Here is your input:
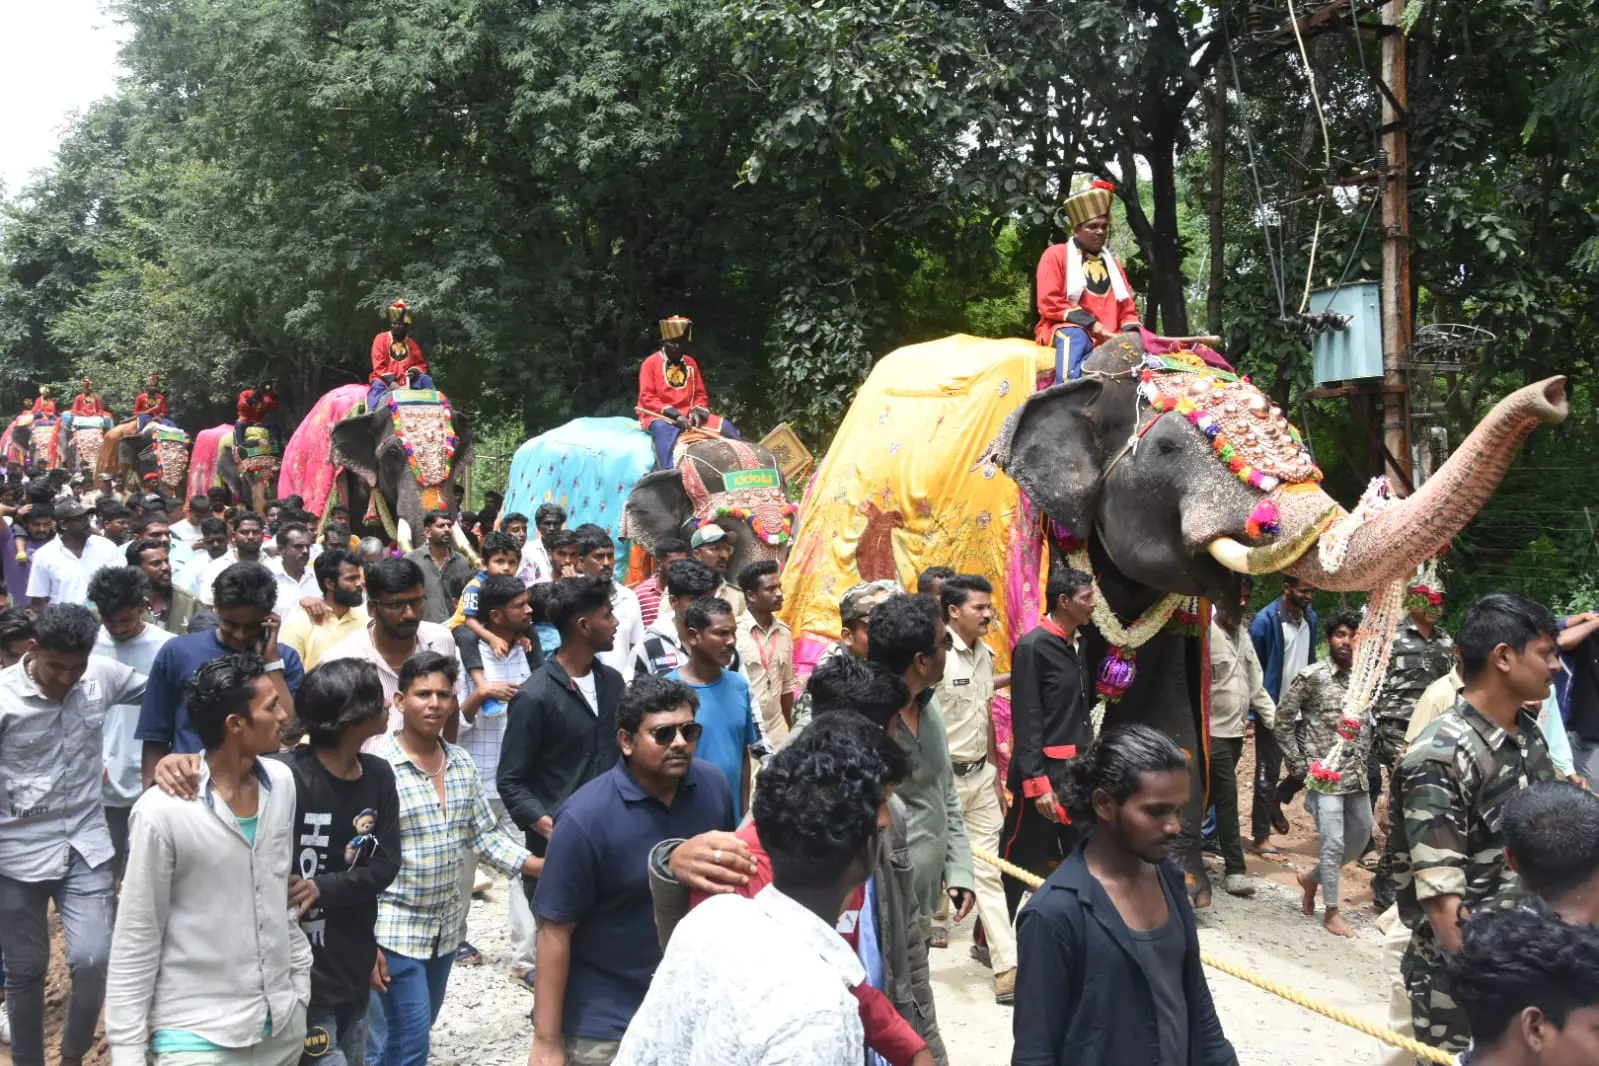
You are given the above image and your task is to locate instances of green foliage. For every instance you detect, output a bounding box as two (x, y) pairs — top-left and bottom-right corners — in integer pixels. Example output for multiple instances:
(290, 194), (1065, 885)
(6, 0), (1599, 611)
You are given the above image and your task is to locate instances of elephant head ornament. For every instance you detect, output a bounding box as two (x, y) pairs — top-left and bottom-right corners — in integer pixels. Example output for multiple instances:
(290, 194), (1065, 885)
(623, 439), (794, 576)
(991, 333), (1569, 603)
(330, 390), (473, 549)
(118, 423), (191, 496)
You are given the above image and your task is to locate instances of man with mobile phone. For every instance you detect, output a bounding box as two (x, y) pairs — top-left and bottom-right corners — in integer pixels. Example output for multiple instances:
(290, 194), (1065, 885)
(136, 562), (304, 782)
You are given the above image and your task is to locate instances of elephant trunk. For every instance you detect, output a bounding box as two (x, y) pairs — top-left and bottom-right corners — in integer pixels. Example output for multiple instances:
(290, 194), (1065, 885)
(1208, 377), (1568, 591)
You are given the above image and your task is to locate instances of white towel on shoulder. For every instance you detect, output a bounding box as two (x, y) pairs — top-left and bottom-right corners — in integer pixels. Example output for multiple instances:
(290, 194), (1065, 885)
(1065, 240), (1131, 304)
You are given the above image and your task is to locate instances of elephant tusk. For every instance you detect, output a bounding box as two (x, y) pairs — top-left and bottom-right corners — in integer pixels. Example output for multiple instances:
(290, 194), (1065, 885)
(1206, 537), (1268, 575)
(1206, 506), (1342, 576)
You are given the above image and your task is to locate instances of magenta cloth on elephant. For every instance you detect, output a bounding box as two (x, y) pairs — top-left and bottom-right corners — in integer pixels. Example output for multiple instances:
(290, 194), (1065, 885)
(280, 385), (368, 519)
(186, 425), (232, 501)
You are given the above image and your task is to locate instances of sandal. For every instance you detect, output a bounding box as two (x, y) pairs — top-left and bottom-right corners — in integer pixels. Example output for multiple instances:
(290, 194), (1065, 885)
(454, 941), (483, 966)
(1247, 843), (1289, 865)
(1359, 852), (1381, 872)
(928, 927), (949, 950)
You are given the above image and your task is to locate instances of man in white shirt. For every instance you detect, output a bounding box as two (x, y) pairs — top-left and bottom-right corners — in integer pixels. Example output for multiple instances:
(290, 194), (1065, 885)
(454, 573), (539, 978)
(0, 605), (147, 1066)
(1208, 582), (1274, 897)
(322, 557), (463, 737)
(196, 511), (268, 607)
(576, 528), (645, 674)
(167, 495), (211, 549)
(615, 713), (901, 1066)
(264, 522), (321, 618)
(173, 517), (230, 600)
(106, 653), (310, 1066)
(24, 499), (125, 608)
(88, 566), (176, 878)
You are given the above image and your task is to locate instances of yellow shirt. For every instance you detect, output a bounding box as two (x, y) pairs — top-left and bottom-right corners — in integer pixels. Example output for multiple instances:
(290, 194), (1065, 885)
(935, 631), (995, 764)
(1405, 668), (1463, 742)
(279, 605), (370, 671)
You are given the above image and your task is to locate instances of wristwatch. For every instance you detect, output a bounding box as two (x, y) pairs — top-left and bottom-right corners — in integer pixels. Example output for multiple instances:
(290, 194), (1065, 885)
(263, 660), (285, 674)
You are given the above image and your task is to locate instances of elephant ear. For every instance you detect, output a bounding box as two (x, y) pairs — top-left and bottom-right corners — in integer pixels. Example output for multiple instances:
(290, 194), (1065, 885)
(449, 409), (474, 480)
(622, 469), (693, 552)
(987, 377), (1108, 540)
(330, 408), (392, 485)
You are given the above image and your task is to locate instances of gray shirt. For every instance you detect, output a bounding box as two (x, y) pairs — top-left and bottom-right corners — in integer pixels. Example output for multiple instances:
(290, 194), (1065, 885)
(1280, 614), (1313, 694)
(0, 655), (146, 881)
(106, 756), (311, 1066)
(1127, 883), (1190, 1066)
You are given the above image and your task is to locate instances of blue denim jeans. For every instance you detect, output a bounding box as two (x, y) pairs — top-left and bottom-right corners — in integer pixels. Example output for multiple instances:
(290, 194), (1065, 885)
(364, 952), (453, 1066)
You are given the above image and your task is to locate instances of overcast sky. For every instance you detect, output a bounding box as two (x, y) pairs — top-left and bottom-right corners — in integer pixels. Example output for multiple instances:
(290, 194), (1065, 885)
(0, 0), (127, 196)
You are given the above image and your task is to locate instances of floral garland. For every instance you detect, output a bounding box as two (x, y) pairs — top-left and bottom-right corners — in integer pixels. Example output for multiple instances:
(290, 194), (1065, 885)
(689, 500), (799, 546)
(1318, 475), (1395, 573)
(1068, 546), (1198, 708)
(386, 391), (458, 488)
(1306, 576), (1408, 793)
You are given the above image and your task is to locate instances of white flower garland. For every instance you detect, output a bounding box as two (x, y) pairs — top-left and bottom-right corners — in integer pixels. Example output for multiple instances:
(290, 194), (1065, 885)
(1307, 576), (1407, 792)
(1067, 547), (1190, 649)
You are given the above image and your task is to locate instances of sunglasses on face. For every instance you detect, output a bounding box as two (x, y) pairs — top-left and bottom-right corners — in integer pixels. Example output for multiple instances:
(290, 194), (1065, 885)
(646, 721), (703, 746)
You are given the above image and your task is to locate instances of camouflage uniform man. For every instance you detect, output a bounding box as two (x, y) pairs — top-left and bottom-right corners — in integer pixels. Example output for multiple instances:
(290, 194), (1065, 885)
(1390, 592), (1560, 1059)
(1369, 583), (1454, 910)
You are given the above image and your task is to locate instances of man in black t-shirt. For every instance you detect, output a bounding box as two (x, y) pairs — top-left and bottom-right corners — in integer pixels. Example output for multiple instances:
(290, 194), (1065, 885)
(278, 659), (401, 1066)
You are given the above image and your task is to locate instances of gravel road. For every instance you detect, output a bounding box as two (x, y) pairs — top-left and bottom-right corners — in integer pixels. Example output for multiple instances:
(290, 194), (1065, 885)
(432, 858), (1398, 1066)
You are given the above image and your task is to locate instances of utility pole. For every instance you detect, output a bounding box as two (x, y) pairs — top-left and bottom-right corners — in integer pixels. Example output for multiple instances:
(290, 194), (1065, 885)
(1379, 0), (1414, 490)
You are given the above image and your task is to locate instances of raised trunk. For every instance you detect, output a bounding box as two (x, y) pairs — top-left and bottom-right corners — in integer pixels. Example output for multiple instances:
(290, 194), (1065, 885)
(1287, 377), (1568, 589)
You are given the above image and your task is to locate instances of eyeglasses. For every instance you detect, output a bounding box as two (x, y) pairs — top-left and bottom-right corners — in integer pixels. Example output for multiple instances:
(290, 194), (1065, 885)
(371, 596), (425, 613)
(647, 721), (703, 746)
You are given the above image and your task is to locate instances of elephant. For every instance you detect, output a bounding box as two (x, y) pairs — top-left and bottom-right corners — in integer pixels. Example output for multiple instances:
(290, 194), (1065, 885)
(218, 427), (283, 514)
(9, 416), (62, 469)
(62, 418), (112, 478)
(330, 392), (473, 551)
(114, 421), (191, 496)
(622, 438), (794, 578)
(989, 331), (1568, 896)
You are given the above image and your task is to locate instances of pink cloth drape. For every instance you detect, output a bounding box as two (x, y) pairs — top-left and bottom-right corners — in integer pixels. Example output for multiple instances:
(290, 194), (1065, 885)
(280, 385), (368, 519)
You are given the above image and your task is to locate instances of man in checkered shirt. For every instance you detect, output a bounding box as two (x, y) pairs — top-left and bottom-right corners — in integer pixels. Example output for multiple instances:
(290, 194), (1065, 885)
(368, 651), (542, 1066)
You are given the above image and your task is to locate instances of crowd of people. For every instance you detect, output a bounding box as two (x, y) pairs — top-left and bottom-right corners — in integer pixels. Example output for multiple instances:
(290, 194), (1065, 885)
(1, 466), (1599, 1066)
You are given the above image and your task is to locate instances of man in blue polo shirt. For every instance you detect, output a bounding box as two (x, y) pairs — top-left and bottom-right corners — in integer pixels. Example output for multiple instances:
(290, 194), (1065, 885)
(530, 674), (734, 1066)
(135, 561), (304, 783)
(666, 596), (771, 820)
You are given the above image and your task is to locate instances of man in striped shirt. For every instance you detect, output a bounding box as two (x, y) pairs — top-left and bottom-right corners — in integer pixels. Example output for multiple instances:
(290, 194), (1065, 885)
(368, 652), (541, 1066)
(454, 575), (539, 981)
(629, 538), (689, 630)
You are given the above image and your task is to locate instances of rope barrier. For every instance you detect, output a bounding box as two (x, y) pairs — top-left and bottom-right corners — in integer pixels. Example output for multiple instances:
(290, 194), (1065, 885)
(970, 848), (1455, 1066)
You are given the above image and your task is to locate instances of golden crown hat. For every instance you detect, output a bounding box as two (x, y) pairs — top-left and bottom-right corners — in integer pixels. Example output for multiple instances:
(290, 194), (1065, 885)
(386, 299), (413, 325)
(1064, 179), (1117, 229)
(659, 315), (693, 342)
(38, 385), (52, 397)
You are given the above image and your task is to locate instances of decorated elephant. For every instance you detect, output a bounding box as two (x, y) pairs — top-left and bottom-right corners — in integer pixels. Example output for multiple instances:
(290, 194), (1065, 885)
(623, 437), (795, 576)
(114, 421), (191, 496)
(62, 416), (113, 477)
(184, 424), (280, 513)
(330, 387), (473, 550)
(8, 415), (63, 469)
(988, 331), (1568, 897)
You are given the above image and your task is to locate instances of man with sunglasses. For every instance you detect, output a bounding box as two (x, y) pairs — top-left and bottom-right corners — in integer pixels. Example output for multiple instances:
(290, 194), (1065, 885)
(323, 557), (463, 742)
(531, 674), (735, 1066)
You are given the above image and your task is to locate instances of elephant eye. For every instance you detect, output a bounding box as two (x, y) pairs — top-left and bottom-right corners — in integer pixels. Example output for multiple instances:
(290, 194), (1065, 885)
(1155, 435), (1181, 456)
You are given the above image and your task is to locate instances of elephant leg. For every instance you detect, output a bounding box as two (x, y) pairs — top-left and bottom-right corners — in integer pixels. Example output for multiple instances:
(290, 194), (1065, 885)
(1103, 635), (1209, 899)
